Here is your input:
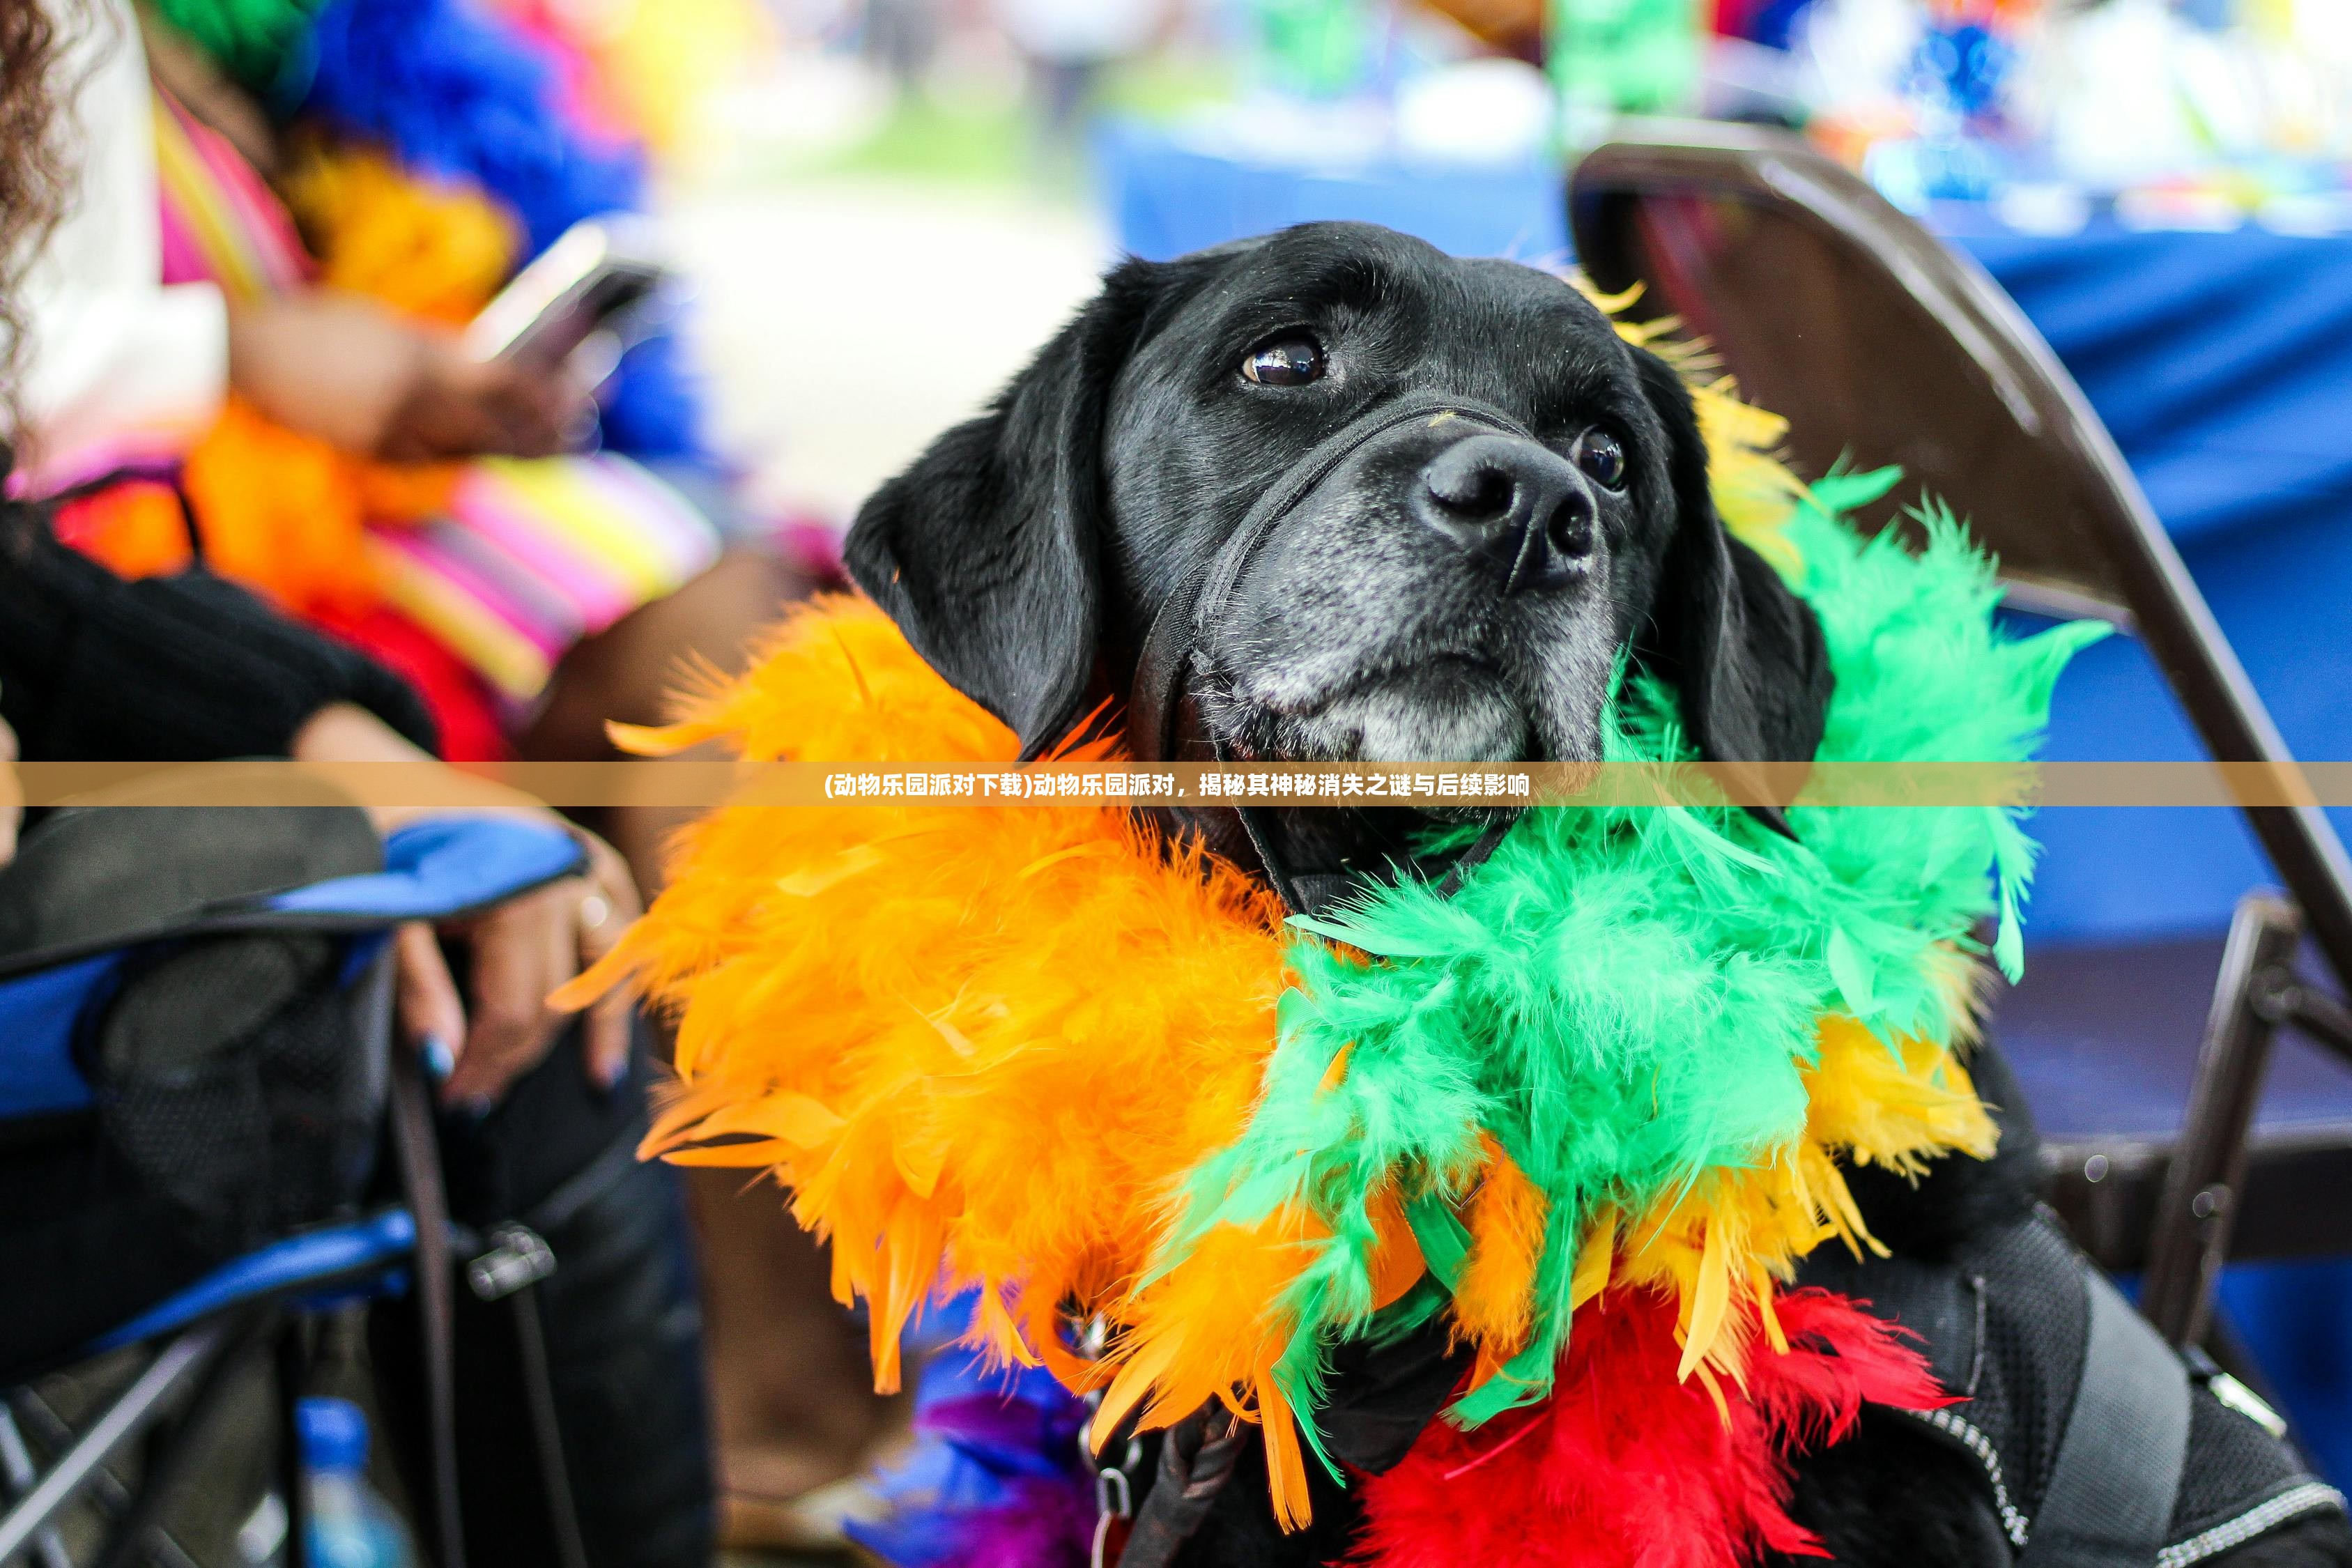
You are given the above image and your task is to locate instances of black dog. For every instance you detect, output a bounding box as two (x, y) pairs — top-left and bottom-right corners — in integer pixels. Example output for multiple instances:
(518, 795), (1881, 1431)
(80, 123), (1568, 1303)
(851, 221), (1824, 896)
(840, 222), (2351, 1567)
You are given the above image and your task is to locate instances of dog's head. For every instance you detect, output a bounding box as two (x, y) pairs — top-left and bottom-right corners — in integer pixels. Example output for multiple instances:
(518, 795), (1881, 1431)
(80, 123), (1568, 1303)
(846, 222), (1829, 827)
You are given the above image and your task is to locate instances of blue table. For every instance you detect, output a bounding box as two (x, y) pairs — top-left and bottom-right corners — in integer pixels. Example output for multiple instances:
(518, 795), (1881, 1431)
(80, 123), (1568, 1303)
(1095, 119), (2352, 1477)
(1094, 120), (2352, 947)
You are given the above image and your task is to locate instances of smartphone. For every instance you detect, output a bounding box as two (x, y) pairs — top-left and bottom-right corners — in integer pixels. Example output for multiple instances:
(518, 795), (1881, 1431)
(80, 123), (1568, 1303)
(462, 216), (675, 374)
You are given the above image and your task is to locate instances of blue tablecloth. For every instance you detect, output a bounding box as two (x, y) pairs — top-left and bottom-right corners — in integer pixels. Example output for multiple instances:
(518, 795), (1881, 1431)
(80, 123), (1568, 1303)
(1096, 121), (2352, 1478)
(1095, 121), (2352, 946)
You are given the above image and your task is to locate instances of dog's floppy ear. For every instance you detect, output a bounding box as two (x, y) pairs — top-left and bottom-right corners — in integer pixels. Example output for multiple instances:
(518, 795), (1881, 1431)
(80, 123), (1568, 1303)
(845, 259), (1189, 760)
(1631, 346), (1834, 836)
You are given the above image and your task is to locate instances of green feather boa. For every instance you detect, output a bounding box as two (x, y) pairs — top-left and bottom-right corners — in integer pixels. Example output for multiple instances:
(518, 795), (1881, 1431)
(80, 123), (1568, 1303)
(1160, 474), (2110, 1461)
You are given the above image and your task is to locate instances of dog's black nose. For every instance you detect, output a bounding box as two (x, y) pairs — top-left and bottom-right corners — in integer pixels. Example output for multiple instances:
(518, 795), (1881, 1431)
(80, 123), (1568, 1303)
(1412, 434), (1594, 592)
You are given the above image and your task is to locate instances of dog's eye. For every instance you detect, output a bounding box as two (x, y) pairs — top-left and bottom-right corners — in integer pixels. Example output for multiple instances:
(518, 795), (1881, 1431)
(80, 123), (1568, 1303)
(1577, 430), (1627, 490)
(1241, 337), (1325, 387)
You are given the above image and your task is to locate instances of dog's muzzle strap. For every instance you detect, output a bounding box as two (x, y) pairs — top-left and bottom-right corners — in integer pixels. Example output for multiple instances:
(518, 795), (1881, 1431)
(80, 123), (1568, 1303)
(1125, 390), (1535, 767)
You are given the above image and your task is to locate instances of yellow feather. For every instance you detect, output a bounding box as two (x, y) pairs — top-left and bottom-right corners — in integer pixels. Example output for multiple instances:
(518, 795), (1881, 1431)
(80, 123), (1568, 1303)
(1677, 1217), (1732, 1383)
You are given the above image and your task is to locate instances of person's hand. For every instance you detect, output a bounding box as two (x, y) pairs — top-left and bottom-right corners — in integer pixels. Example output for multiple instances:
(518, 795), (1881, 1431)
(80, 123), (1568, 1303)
(289, 702), (641, 1109)
(226, 291), (590, 463)
(392, 829), (640, 1111)
(379, 339), (592, 463)
(0, 711), (20, 869)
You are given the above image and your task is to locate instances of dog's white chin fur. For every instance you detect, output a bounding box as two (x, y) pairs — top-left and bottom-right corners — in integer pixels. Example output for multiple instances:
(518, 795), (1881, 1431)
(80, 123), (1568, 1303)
(1291, 663), (1531, 764)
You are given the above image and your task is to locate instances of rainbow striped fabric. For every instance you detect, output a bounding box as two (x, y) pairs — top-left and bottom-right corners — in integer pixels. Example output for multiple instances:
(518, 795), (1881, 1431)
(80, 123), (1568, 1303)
(153, 93), (309, 303)
(368, 454), (719, 702)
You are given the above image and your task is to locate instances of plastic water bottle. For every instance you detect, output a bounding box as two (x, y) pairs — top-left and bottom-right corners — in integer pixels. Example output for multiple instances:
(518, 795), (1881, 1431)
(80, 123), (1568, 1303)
(296, 1398), (415, 1568)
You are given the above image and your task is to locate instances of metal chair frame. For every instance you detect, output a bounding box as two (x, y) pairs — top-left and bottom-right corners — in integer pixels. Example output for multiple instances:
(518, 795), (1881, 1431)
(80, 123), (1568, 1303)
(0, 951), (446, 1568)
(1568, 120), (2352, 1351)
(0, 817), (594, 1568)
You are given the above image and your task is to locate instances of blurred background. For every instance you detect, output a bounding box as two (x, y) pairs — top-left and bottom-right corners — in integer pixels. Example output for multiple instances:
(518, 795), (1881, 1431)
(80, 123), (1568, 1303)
(663, 0), (2352, 516)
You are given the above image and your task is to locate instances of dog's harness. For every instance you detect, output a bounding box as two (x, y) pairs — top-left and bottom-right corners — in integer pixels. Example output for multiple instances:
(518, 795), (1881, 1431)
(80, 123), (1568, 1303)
(1125, 388), (1534, 917)
(1801, 1207), (2345, 1568)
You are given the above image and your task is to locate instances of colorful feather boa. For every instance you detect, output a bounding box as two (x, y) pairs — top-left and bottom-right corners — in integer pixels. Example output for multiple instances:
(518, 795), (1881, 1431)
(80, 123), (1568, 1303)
(296, 0), (643, 256)
(573, 385), (2105, 1551)
(1146, 475), (2103, 1468)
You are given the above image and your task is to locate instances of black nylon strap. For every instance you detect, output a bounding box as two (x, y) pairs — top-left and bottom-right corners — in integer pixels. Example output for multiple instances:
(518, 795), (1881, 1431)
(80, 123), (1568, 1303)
(388, 1045), (467, 1568)
(2019, 1270), (2191, 1568)
(1803, 1206), (2205, 1565)
(1127, 391), (1535, 766)
(1229, 804), (1310, 916)
(1116, 1413), (1247, 1568)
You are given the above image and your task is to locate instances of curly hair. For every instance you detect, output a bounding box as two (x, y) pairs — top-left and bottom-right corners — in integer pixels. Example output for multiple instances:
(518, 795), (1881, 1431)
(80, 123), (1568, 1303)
(0, 0), (84, 468)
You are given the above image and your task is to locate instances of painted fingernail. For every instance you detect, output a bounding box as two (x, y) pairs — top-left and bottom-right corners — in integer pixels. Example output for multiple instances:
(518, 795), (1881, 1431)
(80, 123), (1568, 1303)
(461, 1095), (498, 1121)
(422, 1034), (456, 1081)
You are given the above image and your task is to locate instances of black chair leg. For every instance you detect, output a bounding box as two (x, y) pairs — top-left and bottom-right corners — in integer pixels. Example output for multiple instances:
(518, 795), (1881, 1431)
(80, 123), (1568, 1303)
(2144, 892), (2302, 1346)
(509, 1282), (592, 1568)
(277, 1316), (312, 1568)
(464, 1221), (590, 1568)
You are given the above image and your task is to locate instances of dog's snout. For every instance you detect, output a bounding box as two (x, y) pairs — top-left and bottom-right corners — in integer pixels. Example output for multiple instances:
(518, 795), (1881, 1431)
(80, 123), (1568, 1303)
(1411, 434), (1594, 592)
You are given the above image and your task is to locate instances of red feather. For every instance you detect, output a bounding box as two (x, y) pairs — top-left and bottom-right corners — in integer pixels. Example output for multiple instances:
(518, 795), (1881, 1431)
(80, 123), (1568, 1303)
(1353, 1288), (1949, 1568)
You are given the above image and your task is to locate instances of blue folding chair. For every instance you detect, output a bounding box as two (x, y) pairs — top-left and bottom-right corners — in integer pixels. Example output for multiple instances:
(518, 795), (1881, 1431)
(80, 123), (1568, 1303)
(0, 815), (587, 1568)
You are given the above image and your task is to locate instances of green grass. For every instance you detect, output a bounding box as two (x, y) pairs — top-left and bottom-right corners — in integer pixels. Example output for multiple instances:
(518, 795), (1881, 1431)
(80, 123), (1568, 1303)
(824, 86), (1035, 185)
(735, 53), (1236, 199)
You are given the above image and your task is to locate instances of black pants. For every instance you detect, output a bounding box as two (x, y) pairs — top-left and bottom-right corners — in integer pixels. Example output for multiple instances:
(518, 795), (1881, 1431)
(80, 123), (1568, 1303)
(369, 1017), (714, 1568)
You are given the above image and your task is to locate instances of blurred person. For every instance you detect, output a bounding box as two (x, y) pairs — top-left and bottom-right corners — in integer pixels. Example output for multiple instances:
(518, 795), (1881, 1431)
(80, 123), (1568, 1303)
(0, 8), (712, 1555)
(78, 5), (898, 1548)
(0, 504), (721, 1565)
(992, 0), (1168, 137)
(865, 0), (946, 90)
(142, 2), (914, 1545)
(17, 0), (799, 891)
(0, 512), (644, 1134)
(26, 2), (917, 1548)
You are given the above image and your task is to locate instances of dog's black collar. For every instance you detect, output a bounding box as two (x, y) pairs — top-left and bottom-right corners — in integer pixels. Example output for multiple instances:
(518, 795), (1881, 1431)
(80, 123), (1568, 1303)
(1125, 390), (1534, 915)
